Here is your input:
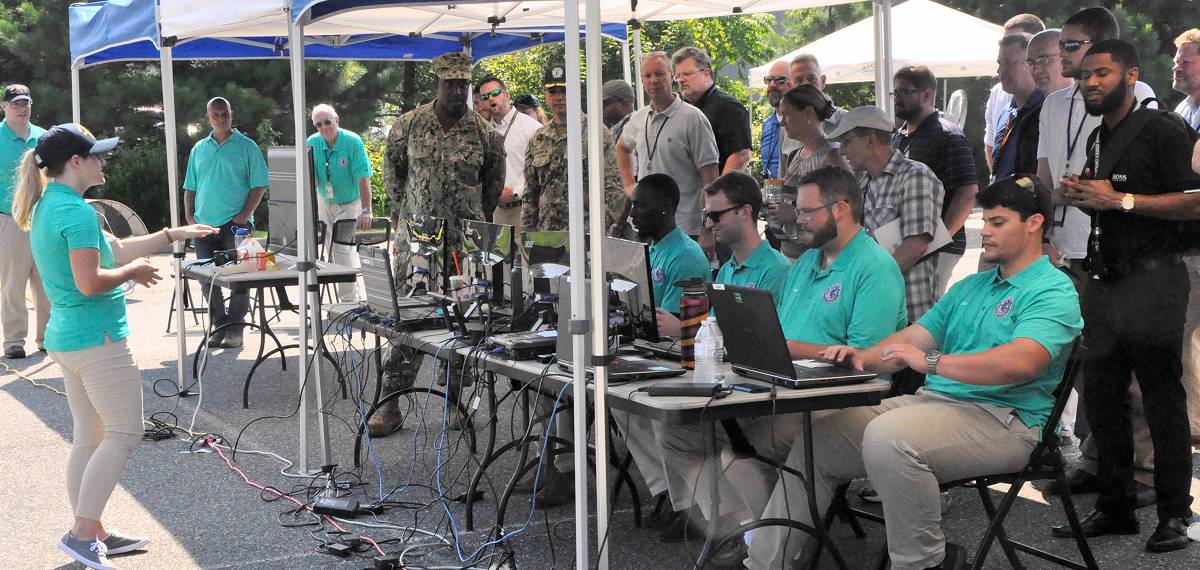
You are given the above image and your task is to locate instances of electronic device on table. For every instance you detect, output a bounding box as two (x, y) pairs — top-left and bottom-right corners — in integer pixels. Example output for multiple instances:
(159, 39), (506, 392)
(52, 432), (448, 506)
(359, 245), (450, 331)
(707, 283), (876, 389)
(488, 329), (559, 361)
(513, 230), (570, 330)
(406, 214), (449, 296)
(556, 276), (684, 381)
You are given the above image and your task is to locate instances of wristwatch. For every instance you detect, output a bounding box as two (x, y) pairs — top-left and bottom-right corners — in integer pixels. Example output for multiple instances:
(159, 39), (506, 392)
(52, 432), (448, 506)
(1120, 193), (1135, 212)
(925, 350), (942, 376)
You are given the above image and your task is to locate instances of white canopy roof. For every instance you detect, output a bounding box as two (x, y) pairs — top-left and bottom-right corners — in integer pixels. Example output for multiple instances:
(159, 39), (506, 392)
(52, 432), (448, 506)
(749, 0), (1002, 85)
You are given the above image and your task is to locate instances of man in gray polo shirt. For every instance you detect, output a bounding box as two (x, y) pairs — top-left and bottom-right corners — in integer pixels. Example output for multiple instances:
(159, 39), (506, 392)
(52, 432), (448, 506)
(617, 51), (720, 239)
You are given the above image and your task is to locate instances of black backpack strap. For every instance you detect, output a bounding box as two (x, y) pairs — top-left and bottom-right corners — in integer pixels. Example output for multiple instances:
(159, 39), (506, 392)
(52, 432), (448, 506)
(1092, 108), (1170, 180)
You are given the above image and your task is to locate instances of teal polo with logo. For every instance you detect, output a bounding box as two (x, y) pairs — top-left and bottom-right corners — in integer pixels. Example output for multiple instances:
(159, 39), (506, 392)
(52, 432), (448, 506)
(714, 239), (791, 301)
(307, 128), (373, 205)
(183, 129), (269, 226)
(649, 226), (710, 314)
(30, 182), (129, 352)
(0, 120), (45, 213)
(777, 228), (907, 348)
(916, 256), (1082, 432)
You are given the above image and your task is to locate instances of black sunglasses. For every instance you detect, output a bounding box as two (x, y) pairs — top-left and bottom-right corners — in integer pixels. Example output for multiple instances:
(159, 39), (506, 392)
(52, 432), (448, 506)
(763, 75), (789, 86)
(313, 118), (334, 127)
(1059, 39), (1094, 53)
(703, 203), (745, 224)
(479, 87), (504, 101)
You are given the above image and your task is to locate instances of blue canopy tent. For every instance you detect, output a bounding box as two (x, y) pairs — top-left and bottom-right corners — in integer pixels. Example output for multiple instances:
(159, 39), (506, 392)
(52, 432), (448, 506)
(67, 0), (627, 476)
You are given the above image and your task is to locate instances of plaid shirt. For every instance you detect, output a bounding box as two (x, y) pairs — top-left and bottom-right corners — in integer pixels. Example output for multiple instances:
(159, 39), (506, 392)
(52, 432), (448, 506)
(858, 150), (944, 321)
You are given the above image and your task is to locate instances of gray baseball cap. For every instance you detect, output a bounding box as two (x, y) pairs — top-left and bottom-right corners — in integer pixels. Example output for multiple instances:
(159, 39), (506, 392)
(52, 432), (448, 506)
(825, 105), (895, 140)
(602, 80), (635, 103)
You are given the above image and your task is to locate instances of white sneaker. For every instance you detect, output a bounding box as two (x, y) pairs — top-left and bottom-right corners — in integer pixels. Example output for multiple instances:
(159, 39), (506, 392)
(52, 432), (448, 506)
(58, 532), (116, 570)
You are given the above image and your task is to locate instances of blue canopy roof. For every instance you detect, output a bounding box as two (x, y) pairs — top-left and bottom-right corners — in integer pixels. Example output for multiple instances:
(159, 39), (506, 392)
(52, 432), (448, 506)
(70, 0), (626, 68)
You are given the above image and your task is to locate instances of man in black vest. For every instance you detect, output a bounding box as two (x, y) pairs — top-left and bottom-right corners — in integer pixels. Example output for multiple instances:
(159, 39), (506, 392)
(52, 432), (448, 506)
(1053, 39), (1200, 552)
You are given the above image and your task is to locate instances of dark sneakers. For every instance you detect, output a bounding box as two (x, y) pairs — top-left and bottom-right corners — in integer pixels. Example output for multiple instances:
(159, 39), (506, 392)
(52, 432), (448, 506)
(924, 542), (967, 570)
(3, 346), (26, 359)
(1052, 509), (1139, 538)
(1146, 517), (1192, 553)
(1044, 469), (1101, 495)
(220, 327), (243, 348)
(205, 329), (225, 348)
(102, 529), (149, 555)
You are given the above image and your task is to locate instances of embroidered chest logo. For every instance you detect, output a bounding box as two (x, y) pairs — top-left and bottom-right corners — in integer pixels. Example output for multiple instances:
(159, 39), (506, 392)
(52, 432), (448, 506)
(823, 283), (841, 303)
(994, 296), (1014, 318)
(339, 157), (349, 167)
(651, 266), (665, 284)
(743, 281), (756, 289)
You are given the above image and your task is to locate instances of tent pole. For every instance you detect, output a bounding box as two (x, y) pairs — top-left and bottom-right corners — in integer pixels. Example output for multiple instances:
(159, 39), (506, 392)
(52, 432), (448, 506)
(621, 38), (631, 83)
(585, 0), (610, 567)
(564, 1), (591, 569)
(159, 44), (186, 392)
(290, 14), (333, 475)
(632, 23), (644, 109)
(71, 64), (82, 125)
(874, 0), (895, 118)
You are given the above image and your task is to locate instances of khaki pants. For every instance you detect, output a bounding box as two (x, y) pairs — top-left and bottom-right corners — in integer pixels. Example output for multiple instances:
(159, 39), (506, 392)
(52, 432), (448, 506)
(610, 410), (670, 497)
(491, 202), (522, 237)
(1183, 256), (1200, 436)
(746, 391), (1038, 570)
(656, 412), (809, 524)
(51, 337), (143, 521)
(934, 252), (962, 297)
(0, 213), (49, 351)
(317, 198), (363, 303)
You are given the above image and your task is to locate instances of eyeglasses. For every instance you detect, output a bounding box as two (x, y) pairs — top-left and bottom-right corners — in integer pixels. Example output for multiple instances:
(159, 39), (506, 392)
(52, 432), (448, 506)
(702, 204), (745, 224)
(1059, 39), (1094, 53)
(479, 87), (504, 101)
(1026, 53), (1061, 68)
(889, 88), (919, 98)
(676, 69), (705, 80)
(763, 75), (789, 86)
(313, 118), (334, 127)
(796, 202), (837, 219)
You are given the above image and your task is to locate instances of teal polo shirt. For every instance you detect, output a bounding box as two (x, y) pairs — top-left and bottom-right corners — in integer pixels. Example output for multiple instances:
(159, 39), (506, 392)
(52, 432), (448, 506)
(916, 256), (1083, 432)
(649, 227), (710, 314)
(307, 128), (373, 205)
(713, 239), (791, 301)
(30, 182), (129, 352)
(777, 229), (907, 348)
(0, 120), (45, 213)
(183, 129), (269, 226)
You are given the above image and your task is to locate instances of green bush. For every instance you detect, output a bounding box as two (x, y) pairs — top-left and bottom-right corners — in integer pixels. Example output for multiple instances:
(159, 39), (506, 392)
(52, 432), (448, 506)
(365, 138), (388, 217)
(93, 140), (172, 230)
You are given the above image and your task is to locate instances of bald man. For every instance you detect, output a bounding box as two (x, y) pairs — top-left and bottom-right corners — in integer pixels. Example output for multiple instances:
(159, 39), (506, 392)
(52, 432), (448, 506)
(760, 60), (798, 179)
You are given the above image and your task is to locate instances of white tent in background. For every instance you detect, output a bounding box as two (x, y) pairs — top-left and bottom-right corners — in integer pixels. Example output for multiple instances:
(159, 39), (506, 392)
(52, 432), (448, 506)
(750, 0), (1002, 85)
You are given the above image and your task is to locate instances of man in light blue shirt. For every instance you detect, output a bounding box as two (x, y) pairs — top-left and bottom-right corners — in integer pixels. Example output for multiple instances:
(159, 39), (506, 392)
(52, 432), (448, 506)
(183, 97), (269, 348)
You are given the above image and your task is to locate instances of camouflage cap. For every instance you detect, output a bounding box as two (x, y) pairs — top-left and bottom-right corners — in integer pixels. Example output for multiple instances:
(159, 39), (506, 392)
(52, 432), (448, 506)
(433, 52), (473, 80)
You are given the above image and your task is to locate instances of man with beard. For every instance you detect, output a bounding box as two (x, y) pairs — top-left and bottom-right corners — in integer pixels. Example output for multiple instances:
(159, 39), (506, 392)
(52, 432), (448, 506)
(370, 52), (505, 436)
(759, 60), (798, 179)
(751, 175), (1081, 570)
(892, 65), (979, 296)
(1051, 39), (1200, 552)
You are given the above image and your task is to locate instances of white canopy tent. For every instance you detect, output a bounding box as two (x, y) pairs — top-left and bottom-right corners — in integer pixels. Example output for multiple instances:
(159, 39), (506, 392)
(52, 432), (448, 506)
(150, 2), (902, 568)
(749, 0), (1003, 86)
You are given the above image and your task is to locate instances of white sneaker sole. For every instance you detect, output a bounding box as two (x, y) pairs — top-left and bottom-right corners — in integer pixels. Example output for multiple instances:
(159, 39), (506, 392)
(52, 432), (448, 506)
(106, 537), (150, 555)
(57, 538), (116, 570)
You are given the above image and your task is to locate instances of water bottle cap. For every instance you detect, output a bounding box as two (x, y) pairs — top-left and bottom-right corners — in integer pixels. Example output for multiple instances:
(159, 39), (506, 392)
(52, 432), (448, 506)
(234, 227), (250, 235)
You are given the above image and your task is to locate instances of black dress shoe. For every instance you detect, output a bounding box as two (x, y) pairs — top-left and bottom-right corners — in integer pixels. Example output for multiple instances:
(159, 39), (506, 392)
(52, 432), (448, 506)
(923, 542), (967, 570)
(1051, 509), (1139, 538)
(1146, 517), (1191, 553)
(657, 505), (706, 543)
(1134, 481), (1156, 510)
(1044, 469), (1101, 496)
(646, 493), (678, 529)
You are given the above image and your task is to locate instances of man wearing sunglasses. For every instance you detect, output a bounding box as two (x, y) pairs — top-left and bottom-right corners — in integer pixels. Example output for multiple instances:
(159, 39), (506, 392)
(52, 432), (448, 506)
(478, 76), (540, 236)
(307, 103), (373, 303)
(1035, 7), (1159, 506)
(759, 60), (797, 179)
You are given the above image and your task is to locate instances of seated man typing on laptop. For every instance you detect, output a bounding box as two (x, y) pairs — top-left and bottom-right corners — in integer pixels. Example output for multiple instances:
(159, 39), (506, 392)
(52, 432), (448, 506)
(655, 171), (791, 337)
(653, 166), (908, 558)
(746, 175), (1083, 570)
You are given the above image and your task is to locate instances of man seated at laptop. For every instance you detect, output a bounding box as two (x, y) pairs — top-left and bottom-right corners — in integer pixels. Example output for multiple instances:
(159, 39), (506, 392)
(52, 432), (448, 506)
(653, 166), (908, 558)
(745, 175), (1083, 570)
(655, 171), (791, 337)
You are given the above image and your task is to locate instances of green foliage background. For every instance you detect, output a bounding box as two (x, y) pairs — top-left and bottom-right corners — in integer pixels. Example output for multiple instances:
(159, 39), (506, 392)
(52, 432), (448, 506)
(1, 0), (1195, 227)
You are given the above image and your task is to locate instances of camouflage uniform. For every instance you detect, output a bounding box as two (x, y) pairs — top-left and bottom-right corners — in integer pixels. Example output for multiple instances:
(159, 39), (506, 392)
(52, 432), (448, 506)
(381, 100), (505, 393)
(521, 113), (625, 232)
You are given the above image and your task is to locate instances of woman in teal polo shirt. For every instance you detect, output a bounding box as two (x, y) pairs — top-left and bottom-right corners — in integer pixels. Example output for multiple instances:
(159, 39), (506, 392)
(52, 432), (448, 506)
(12, 124), (215, 570)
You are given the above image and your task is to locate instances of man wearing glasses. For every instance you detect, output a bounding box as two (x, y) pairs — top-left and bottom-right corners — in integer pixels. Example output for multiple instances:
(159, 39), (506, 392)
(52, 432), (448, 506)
(1034, 7), (1158, 506)
(673, 47), (752, 176)
(477, 76), (540, 234)
(891, 65), (979, 297)
(832, 106), (944, 323)
(0, 84), (48, 360)
(759, 60), (798, 179)
(307, 104), (373, 303)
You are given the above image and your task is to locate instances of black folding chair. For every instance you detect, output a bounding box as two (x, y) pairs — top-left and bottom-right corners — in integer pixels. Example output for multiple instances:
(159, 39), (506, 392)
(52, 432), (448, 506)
(839, 338), (1097, 570)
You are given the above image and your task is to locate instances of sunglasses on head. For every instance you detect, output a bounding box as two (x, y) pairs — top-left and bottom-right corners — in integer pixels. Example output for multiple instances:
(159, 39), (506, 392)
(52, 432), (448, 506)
(313, 118), (334, 127)
(763, 76), (789, 86)
(1059, 39), (1094, 53)
(479, 87), (504, 101)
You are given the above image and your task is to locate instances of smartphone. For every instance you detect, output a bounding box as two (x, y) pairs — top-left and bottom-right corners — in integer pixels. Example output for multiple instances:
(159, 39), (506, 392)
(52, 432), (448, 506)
(729, 382), (770, 394)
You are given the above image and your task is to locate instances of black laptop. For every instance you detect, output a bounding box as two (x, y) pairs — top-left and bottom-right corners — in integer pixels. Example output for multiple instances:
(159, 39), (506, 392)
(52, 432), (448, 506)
(555, 277), (685, 381)
(707, 283), (876, 389)
(359, 246), (445, 329)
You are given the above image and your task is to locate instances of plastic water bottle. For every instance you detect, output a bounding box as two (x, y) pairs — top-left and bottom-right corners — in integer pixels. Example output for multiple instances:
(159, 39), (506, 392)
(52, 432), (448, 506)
(233, 226), (250, 249)
(693, 319), (721, 384)
(709, 317), (724, 362)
